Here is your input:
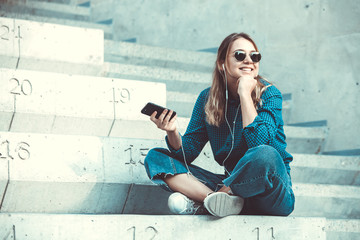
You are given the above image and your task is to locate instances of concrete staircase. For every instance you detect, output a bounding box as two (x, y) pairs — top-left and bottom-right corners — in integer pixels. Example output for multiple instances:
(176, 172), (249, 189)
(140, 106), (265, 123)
(0, 2), (359, 239)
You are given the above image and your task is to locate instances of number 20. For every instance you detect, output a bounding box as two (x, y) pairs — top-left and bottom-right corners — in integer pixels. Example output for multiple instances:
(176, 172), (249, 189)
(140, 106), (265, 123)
(9, 78), (33, 96)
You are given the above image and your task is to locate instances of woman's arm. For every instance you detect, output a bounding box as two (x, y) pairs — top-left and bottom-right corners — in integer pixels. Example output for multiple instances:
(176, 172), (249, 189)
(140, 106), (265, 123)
(166, 128), (182, 150)
(238, 75), (258, 128)
(238, 77), (283, 148)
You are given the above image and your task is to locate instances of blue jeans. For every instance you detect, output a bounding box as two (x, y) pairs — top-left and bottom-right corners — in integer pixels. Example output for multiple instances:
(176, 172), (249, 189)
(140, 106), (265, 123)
(144, 145), (295, 216)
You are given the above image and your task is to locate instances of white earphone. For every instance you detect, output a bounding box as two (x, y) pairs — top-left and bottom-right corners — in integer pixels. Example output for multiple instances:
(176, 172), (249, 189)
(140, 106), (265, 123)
(222, 63), (229, 100)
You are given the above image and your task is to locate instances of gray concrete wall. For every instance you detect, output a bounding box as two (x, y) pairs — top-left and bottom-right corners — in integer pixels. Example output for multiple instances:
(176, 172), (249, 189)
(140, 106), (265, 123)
(111, 0), (360, 152)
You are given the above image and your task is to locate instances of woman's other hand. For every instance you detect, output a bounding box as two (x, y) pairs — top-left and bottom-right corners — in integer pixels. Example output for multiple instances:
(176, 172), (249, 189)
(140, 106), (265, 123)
(150, 109), (177, 133)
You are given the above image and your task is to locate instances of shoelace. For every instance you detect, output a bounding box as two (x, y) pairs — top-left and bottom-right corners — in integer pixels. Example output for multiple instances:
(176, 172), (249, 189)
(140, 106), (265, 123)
(181, 199), (204, 215)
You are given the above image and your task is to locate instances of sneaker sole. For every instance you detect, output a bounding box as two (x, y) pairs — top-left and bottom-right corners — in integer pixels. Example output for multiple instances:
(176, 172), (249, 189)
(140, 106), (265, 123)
(204, 192), (244, 217)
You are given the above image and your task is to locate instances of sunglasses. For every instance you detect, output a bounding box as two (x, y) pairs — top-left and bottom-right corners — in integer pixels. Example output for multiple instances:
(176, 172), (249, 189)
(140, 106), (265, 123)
(234, 50), (261, 63)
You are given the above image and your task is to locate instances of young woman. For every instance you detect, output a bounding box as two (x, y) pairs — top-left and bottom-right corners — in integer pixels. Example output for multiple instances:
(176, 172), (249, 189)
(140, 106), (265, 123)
(144, 33), (295, 217)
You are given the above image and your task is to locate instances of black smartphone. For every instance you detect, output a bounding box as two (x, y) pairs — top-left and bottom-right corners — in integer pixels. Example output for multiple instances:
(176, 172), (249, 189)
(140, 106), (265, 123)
(141, 102), (176, 120)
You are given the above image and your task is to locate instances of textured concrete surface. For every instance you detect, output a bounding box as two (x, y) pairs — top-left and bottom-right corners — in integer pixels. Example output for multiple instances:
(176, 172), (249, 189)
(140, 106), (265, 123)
(291, 183), (360, 219)
(0, 68), (166, 136)
(326, 219), (360, 240)
(0, 132), (166, 213)
(0, 132), (127, 213)
(0, 17), (104, 75)
(0, 0), (90, 21)
(102, 62), (212, 92)
(90, 0), (114, 22)
(0, 11), (112, 40)
(291, 154), (360, 185)
(0, 214), (326, 240)
(104, 39), (216, 72)
(0, 159), (8, 206)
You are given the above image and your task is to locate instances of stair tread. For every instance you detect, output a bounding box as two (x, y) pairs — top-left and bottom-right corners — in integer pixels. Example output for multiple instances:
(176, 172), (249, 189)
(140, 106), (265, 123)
(0, 213), (327, 239)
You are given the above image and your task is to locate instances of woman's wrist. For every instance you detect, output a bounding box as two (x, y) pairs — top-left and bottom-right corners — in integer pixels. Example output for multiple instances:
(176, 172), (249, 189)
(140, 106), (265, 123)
(166, 127), (177, 135)
(238, 91), (252, 100)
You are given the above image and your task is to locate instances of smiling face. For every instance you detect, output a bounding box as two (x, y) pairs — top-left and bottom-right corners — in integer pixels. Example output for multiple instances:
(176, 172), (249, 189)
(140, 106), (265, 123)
(225, 37), (260, 81)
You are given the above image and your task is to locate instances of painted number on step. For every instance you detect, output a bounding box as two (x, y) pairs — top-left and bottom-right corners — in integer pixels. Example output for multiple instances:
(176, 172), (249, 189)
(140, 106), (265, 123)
(125, 145), (149, 166)
(119, 88), (130, 103)
(0, 25), (10, 40)
(0, 140), (30, 160)
(252, 227), (275, 240)
(9, 78), (33, 96)
(110, 87), (131, 104)
(127, 226), (158, 240)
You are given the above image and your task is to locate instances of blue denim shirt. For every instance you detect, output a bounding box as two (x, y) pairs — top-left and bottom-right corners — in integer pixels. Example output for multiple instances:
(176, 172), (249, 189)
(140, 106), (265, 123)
(166, 84), (293, 174)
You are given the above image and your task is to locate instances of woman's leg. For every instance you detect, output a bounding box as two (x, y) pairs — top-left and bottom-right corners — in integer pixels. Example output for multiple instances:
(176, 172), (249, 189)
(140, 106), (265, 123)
(144, 148), (223, 202)
(223, 145), (295, 216)
(164, 174), (213, 202)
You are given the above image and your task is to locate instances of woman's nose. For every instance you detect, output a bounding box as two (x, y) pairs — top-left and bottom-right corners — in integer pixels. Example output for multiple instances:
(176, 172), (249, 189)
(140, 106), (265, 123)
(243, 53), (253, 63)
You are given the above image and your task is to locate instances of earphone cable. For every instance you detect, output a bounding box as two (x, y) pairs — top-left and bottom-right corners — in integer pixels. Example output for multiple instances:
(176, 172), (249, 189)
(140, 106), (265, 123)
(175, 119), (193, 177)
(222, 65), (241, 176)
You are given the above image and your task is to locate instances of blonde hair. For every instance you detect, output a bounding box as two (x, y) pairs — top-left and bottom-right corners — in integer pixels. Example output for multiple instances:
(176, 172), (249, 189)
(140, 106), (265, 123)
(205, 33), (271, 127)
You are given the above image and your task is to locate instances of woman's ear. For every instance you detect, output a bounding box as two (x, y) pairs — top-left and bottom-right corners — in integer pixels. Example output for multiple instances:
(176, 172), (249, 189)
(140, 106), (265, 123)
(217, 62), (225, 71)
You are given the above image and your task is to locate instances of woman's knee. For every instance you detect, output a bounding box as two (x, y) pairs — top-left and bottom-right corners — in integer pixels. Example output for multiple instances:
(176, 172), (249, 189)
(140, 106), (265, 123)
(247, 145), (283, 169)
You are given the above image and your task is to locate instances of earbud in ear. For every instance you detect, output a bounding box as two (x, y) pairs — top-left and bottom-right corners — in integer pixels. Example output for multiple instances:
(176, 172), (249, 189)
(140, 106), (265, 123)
(222, 64), (225, 71)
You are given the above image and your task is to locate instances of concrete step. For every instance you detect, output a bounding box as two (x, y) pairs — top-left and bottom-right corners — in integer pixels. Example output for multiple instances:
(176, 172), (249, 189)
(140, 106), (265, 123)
(104, 39), (215, 73)
(89, 0), (117, 24)
(0, 0), (90, 22)
(0, 131), (357, 219)
(291, 154), (360, 185)
(0, 11), (113, 39)
(291, 183), (360, 219)
(27, 0), (89, 7)
(0, 68), (166, 137)
(326, 219), (360, 240)
(0, 213), (327, 240)
(0, 17), (103, 75)
(24, 0), (74, 5)
(102, 62), (211, 95)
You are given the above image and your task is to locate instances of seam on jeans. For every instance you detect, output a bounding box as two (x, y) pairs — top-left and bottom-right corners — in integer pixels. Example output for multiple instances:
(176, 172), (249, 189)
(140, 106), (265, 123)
(237, 173), (267, 185)
(232, 171), (292, 192)
(168, 156), (177, 174)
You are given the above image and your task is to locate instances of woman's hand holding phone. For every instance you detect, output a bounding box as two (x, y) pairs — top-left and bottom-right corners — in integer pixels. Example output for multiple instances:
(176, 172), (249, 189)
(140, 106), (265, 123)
(150, 109), (177, 133)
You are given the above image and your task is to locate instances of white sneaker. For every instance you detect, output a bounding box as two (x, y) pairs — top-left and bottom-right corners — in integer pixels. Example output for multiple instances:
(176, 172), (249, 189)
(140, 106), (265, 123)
(168, 192), (208, 215)
(204, 192), (244, 217)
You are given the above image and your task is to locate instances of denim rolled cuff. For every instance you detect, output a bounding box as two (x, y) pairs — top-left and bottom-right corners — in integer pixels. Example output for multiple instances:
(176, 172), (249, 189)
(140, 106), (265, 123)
(144, 148), (190, 192)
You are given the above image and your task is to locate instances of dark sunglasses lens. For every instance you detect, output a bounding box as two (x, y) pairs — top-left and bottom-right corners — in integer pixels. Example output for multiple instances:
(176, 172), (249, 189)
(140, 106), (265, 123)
(250, 53), (261, 62)
(234, 51), (246, 61)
